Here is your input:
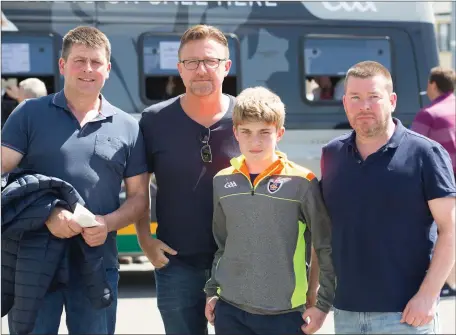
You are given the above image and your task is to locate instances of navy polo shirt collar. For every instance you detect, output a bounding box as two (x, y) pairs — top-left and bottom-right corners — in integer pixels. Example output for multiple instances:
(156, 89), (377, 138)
(386, 118), (406, 148)
(52, 89), (117, 118)
(340, 117), (406, 150)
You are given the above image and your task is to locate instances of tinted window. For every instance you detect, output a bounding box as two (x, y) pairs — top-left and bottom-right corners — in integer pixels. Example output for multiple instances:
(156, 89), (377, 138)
(302, 35), (392, 103)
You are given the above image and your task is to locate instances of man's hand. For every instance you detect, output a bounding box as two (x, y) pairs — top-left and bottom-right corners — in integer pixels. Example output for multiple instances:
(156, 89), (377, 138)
(205, 296), (218, 326)
(81, 215), (108, 247)
(140, 236), (177, 269)
(45, 207), (82, 238)
(301, 307), (327, 334)
(400, 292), (437, 327)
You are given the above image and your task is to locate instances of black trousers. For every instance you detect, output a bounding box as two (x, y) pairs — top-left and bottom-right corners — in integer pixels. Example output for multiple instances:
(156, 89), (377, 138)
(214, 299), (304, 335)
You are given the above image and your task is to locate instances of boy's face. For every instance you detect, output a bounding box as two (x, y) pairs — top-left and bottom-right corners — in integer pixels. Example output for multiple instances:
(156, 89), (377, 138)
(234, 121), (285, 164)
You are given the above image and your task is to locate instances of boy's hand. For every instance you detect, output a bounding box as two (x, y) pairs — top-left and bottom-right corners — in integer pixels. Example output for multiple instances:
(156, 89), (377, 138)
(205, 296), (218, 326)
(301, 307), (327, 334)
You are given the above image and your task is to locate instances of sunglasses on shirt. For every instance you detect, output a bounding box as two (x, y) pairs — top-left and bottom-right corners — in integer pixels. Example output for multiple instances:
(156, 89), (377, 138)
(200, 128), (212, 163)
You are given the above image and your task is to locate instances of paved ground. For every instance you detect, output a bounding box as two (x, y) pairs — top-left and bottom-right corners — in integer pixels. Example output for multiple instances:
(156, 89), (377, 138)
(2, 264), (455, 334)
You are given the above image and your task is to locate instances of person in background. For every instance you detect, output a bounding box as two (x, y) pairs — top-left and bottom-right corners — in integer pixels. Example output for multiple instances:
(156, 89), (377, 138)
(2, 78), (48, 128)
(411, 66), (456, 295)
(308, 76), (344, 101)
(5, 77), (48, 103)
(411, 66), (455, 177)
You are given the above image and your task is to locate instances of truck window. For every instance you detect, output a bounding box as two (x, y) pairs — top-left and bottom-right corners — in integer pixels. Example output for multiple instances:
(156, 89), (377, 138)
(1, 33), (58, 96)
(140, 33), (239, 104)
(1, 33), (58, 126)
(302, 35), (392, 104)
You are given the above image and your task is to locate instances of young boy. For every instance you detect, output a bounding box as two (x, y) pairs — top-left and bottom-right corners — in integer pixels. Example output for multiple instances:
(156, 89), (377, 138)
(204, 87), (335, 335)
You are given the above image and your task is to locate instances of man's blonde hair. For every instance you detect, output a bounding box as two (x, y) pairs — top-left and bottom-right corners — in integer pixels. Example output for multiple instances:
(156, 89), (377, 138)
(233, 87), (285, 129)
(61, 26), (111, 61)
(178, 24), (229, 59)
(345, 60), (393, 92)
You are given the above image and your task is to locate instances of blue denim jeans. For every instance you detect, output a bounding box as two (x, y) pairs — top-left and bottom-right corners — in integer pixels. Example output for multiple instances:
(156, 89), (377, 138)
(334, 308), (439, 334)
(8, 268), (119, 335)
(155, 258), (211, 335)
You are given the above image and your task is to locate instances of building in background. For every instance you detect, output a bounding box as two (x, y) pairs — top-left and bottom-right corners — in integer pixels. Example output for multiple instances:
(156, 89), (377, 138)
(432, 1), (455, 68)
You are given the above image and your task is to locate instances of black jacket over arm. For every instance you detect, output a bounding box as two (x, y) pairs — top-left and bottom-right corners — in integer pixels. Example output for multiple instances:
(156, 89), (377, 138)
(1, 171), (113, 335)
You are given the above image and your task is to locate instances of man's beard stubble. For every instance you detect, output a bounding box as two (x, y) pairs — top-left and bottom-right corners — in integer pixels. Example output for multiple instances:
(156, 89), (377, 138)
(351, 113), (389, 138)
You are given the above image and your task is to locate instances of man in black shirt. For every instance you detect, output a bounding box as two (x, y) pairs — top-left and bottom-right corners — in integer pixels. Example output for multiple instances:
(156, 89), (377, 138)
(137, 24), (240, 335)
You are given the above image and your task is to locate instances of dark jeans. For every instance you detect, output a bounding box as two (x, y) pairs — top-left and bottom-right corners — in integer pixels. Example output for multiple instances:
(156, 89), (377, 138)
(214, 299), (304, 335)
(8, 268), (119, 335)
(155, 258), (211, 335)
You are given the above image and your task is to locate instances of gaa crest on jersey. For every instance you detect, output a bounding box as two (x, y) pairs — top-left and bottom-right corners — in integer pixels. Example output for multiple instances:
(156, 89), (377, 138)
(267, 177), (291, 194)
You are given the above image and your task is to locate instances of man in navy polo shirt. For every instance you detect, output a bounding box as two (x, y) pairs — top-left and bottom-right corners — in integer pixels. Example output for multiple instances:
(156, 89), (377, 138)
(321, 61), (456, 334)
(1, 26), (148, 334)
(137, 25), (240, 334)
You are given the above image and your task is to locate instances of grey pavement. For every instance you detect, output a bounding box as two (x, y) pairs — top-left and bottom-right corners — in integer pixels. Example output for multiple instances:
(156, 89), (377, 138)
(2, 264), (455, 334)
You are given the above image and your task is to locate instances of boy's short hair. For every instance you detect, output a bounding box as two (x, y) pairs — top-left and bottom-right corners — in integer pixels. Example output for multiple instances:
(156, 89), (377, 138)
(233, 86), (285, 129)
(61, 26), (111, 61)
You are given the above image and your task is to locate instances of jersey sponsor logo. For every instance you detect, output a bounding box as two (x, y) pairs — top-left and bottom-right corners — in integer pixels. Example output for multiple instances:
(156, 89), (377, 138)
(267, 177), (291, 194)
(224, 181), (237, 188)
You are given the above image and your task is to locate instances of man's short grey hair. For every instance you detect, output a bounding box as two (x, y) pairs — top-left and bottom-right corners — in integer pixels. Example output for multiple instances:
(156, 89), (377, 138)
(19, 78), (47, 99)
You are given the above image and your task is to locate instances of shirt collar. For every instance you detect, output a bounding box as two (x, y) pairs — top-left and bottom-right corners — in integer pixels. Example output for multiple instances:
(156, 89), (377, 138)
(230, 151), (288, 179)
(386, 117), (406, 148)
(52, 89), (117, 118)
(230, 151), (288, 170)
(429, 92), (454, 107)
(341, 117), (406, 149)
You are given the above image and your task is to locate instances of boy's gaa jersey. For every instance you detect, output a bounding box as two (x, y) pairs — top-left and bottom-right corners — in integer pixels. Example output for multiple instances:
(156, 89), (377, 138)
(205, 152), (335, 315)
